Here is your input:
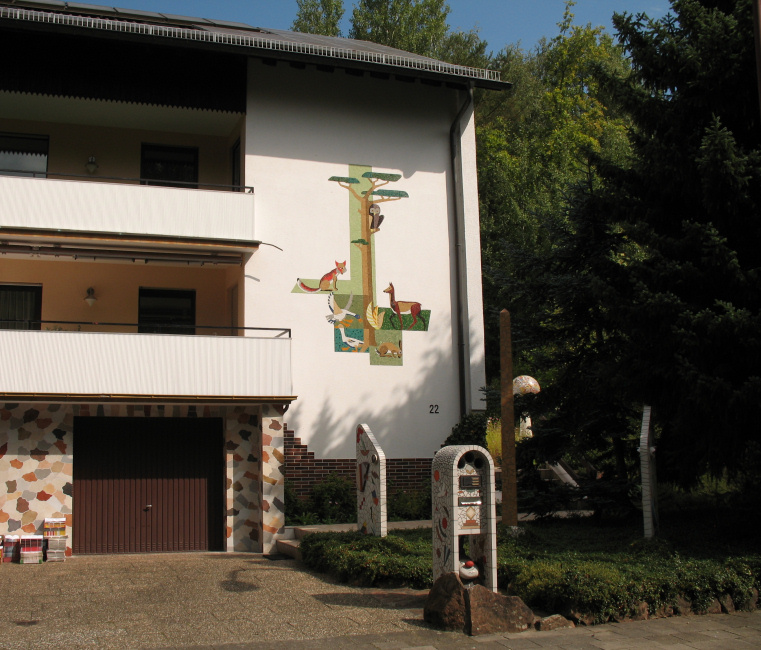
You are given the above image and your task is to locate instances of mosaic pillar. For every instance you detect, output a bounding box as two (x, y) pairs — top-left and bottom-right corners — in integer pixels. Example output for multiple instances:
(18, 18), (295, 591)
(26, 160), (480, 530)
(225, 406), (263, 552)
(432, 445), (498, 592)
(356, 423), (386, 537)
(260, 404), (286, 554)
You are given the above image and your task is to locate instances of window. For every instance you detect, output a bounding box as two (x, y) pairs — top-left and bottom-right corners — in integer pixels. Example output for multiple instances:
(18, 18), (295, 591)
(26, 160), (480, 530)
(138, 288), (196, 335)
(141, 144), (198, 188)
(0, 284), (42, 330)
(0, 133), (48, 177)
(231, 139), (241, 191)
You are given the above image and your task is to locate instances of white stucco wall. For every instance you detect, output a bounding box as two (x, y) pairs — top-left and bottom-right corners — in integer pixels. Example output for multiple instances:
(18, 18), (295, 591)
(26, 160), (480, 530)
(243, 59), (485, 459)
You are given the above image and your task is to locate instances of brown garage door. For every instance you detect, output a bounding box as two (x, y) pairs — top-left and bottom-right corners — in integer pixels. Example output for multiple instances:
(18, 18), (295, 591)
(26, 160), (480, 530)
(73, 417), (225, 554)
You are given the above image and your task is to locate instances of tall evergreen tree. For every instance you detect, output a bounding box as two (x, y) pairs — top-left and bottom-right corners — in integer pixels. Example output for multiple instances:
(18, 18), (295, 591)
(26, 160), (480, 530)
(504, 0), (760, 488)
(606, 0), (761, 485)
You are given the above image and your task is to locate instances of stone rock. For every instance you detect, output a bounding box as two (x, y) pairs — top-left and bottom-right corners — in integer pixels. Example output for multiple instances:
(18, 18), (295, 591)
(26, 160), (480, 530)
(744, 588), (759, 611)
(706, 599), (722, 615)
(562, 608), (597, 626)
(424, 572), (467, 631)
(614, 601), (649, 623)
(424, 573), (536, 636)
(466, 585), (535, 636)
(674, 596), (693, 615)
(535, 614), (575, 631)
(718, 594), (735, 614)
(654, 604), (675, 618)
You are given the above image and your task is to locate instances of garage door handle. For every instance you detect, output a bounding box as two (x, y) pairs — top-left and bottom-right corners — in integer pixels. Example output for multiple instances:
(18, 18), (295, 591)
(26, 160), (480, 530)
(144, 504), (152, 511)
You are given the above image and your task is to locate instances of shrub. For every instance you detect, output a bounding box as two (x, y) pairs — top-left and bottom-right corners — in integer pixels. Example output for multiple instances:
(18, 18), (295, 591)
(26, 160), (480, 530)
(388, 480), (431, 521)
(300, 529), (432, 588)
(298, 512), (761, 622)
(285, 473), (356, 525)
(443, 411), (488, 448)
(307, 473), (356, 524)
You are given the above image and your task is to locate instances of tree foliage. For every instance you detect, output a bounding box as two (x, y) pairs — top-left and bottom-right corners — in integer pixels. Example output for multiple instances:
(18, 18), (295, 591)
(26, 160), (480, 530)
(501, 0), (761, 488)
(349, 0), (450, 57)
(479, 4), (632, 382)
(291, 0), (345, 36)
(602, 0), (761, 485)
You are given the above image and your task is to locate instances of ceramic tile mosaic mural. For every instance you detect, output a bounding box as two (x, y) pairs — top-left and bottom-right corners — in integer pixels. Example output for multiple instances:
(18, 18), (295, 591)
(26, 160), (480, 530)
(0, 402), (285, 555)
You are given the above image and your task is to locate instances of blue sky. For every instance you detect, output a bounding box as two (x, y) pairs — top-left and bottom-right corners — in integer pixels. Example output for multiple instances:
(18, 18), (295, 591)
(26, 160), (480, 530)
(101, 1), (672, 53)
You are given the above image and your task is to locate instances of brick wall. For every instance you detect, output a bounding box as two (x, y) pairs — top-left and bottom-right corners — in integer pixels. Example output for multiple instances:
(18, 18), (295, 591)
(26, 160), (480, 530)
(284, 428), (432, 498)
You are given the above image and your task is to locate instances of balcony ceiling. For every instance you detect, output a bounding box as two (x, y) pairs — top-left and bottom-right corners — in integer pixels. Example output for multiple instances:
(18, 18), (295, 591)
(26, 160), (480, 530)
(0, 90), (241, 137)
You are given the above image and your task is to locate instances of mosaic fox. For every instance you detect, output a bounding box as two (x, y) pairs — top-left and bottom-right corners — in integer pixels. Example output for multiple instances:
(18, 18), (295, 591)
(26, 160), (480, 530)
(297, 261), (346, 292)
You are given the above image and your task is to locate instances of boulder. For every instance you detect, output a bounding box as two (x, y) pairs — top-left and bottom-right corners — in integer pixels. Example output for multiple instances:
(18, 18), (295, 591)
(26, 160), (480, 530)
(535, 614), (575, 631)
(424, 573), (536, 636)
(562, 608), (597, 626)
(613, 601), (649, 623)
(705, 599), (723, 615)
(674, 596), (693, 616)
(423, 572), (467, 631)
(467, 585), (535, 635)
(744, 588), (759, 611)
(718, 594), (735, 614)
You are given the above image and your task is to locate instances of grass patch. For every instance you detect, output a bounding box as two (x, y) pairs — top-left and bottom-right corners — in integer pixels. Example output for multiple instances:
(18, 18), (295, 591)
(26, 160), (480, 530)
(298, 508), (760, 622)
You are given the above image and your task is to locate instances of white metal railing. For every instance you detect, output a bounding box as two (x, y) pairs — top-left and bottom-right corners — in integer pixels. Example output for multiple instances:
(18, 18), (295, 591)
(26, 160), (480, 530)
(0, 175), (255, 242)
(0, 330), (292, 398)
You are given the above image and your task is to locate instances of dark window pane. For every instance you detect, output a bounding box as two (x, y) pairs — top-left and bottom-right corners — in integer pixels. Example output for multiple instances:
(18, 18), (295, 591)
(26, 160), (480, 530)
(0, 285), (42, 330)
(138, 288), (196, 334)
(0, 133), (48, 177)
(141, 144), (198, 188)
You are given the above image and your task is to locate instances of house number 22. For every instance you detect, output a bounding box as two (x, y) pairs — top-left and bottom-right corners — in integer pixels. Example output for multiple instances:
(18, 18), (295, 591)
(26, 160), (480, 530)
(429, 404), (439, 414)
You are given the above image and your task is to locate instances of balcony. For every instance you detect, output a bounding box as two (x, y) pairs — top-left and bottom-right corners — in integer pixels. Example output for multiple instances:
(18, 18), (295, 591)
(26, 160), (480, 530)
(0, 328), (292, 402)
(0, 174), (256, 246)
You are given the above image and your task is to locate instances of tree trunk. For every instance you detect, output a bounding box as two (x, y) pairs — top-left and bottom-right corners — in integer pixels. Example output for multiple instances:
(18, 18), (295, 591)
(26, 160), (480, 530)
(359, 196), (377, 349)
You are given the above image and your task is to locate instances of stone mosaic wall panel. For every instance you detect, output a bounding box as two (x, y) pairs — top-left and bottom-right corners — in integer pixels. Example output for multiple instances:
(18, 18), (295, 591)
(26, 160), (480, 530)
(224, 406), (263, 553)
(0, 402), (283, 555)
(432, 445), (497, 591)
(0, 403), (73, 554)
(356, 423), (386, 537)
(260, 403), (285, 555)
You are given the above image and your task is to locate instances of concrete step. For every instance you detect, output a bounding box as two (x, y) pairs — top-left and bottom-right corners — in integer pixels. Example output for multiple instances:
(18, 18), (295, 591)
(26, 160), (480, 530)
(276, 537), (302, 561)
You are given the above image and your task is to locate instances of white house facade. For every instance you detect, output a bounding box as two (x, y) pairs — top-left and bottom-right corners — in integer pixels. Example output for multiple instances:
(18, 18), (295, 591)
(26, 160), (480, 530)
(0, 0), (507, 555)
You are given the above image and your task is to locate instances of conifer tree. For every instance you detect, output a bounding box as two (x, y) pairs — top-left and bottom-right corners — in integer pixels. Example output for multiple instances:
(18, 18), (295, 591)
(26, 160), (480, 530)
(606, 0), (761, 485)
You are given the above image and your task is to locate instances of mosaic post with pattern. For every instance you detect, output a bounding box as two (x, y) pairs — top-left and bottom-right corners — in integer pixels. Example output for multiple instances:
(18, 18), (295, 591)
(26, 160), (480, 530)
(431, 445), (497, 592)
(356, 423), (386, 537)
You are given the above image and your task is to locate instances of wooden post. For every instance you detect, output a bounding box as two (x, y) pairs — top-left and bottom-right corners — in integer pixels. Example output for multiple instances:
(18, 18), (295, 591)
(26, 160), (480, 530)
(500, 309), (518, 526)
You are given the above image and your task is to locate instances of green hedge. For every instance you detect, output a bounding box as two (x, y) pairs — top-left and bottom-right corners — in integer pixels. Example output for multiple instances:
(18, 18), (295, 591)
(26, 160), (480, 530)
(299, 529), (432, 589)
(298, 516), (761, 622)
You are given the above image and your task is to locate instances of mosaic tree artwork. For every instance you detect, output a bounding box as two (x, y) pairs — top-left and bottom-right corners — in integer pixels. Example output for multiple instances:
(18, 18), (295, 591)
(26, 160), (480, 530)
(356, 423), (386, 537)
(293, 165), (431, 365)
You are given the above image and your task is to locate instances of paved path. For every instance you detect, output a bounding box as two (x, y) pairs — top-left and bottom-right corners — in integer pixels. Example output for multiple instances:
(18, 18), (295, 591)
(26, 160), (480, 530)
(0, 553), (758, 649)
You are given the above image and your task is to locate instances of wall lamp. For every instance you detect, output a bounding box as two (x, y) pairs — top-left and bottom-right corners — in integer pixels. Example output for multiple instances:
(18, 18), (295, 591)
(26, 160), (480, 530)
(85, 156), (99, 174)
(84, 287), (97, 307)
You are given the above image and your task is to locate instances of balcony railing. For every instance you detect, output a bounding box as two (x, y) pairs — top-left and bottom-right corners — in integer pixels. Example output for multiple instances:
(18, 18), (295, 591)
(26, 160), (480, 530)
(0, 325), (292, 399)
(0, 173), (256, 242)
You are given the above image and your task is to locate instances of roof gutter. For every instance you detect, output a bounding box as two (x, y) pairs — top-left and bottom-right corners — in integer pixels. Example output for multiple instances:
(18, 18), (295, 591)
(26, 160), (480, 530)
(450, 81), (475, 419)
(0, 5), (506, 89)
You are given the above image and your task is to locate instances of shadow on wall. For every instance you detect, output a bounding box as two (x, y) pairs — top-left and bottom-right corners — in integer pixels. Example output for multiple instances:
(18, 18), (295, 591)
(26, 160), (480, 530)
(290, 343), (474, 460)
